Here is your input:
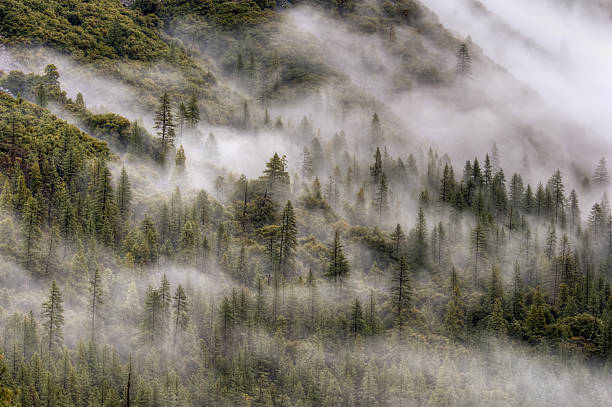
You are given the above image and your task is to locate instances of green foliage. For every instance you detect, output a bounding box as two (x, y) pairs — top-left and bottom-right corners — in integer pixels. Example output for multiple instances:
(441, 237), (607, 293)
(0, 0), (167, 61)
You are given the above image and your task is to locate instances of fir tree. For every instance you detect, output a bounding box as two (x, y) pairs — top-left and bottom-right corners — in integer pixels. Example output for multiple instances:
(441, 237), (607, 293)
(456, 42), (472, 76)
(89, 267), (104, 342)
(488, 298), (508, 336)
(392, 257), (411, 342)
(186, 94), (200, 131)
(326, 230), (350, 284)
(470, 220), (487, 284)
(154, 92), (176, 157)
(412, 207), (429, 267)
(350, 298), (365, 339)
(21, 196), (41, 270)
(41, 281), (64, 360)
(390, 223), (405, 259)
(172, 285), (189, 347)
(278, 201), (297, 277)
(445, 267), (465, 340)
(373, 172), (389, 222)
(141, 286), (164, 345)
(593, 157), (610, 186)
(116, 166), (132, 224)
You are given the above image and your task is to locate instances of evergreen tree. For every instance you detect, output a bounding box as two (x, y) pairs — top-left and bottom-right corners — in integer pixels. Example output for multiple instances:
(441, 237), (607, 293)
(262, 153), (290, 199)
(456, 42), (472, 76)
(172, 285), (189, 347)
(116, 166), (132, 224)
(525, 287), (548, 341)
(95, 163), (116, 244)
(470, 220), (487, 285)
(392, 256), (411, 341)
(445, 268), (465, 340)
(141, 286), (164, 345)
(41, 281), (64, 359)
(412, 207), (429, 266)
(278, 201), (297, 277)
(549, 170), (565, 224)
(105, 18), (125, 55)
(371, 113), (382, 144)
(175, 145), (186, 173)
(593, 157), (610, 186)
(488, 298), (508, 336)
(301, 146), (314, 179)
(370, 147), (383, 186)
(154, 92), (176, 157)
(568, 189), (580, 233)
(21, 196), (41, 270)
(186, 94), (200, 131)
(89, 267), (104, 341)
(160, 274), (171, 328)
(350, 298), (365, 339)
(326, 230), (350, 284)
(390, 223), (405, 259)
(373, 172), (389, 222)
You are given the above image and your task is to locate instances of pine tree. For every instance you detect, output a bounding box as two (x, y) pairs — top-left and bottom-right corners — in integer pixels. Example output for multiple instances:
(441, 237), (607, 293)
(593, 157), (610, 186)
(445, 267), (465, 340)
(178, 101), (187, 138)
(172, 285), (189, 347)
(21, 196), (41, 270)
(175, 145), (186, 174)
(95, 163), (116, 244)
(412, 207), (428, 266)
(89, 267), (104, 342)
(41, 281), (64, 360)
(141, 286), (164, 345)
(525, 287), (548, 341)
(301, 147), (313, 179)
(154, 92), (176, 157)
(370, 147), (383, 186)
(511, 263), (526, 321)
(262, 153), (290, 199)
(549, 170), (565, 224)
(160, 274), (171, 328)
(278, 201), (297, 277)
(488, 298), (508, 336)
(370, 113), (382, 144)
(470, 220), (487, 284)
(366, 290), (381, 335)
(23, 311), (39, 362)
(439, 163), (455, 203)
(186, 94), (200, 131)
(568, 189), (580, 233)
(456, 42), (472, 76)
(116, 166), (132, 223)
(373, 172), (389, 222)
(392, 256), (411, 342)
(390, 223), (405, 259)
(106, 18), (125, 55)
(326, 230), (350, 284)
(35, 83), (47, 107)
(350, 298), (365, 339)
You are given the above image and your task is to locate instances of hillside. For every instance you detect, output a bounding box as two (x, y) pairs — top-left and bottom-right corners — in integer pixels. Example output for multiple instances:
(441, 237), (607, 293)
(1, 1), (612, 406)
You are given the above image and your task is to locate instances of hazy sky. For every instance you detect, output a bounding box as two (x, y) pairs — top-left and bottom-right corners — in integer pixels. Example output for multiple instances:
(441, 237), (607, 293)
(424, 0), (612, 156)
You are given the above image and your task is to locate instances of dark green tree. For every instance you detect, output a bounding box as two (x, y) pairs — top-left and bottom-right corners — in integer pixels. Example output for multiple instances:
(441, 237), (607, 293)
(326, 230), (350, 284)
(392, 257), (412, 342)
(41, 281), (64, 360)
(172, 285), (189, 347)
(154, 92), (176, 157)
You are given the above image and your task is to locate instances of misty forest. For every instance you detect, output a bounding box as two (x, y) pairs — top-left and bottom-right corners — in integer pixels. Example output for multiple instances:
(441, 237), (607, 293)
(1, 0), (612, 405)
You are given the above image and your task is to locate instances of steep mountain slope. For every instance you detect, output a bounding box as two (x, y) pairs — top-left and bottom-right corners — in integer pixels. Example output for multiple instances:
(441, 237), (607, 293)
(1, 1), (612, 407)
